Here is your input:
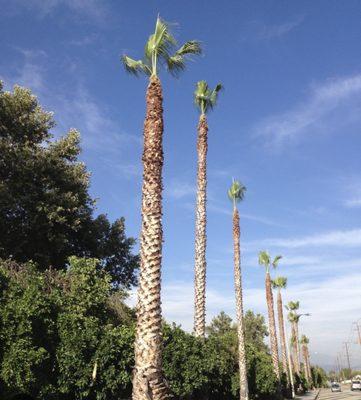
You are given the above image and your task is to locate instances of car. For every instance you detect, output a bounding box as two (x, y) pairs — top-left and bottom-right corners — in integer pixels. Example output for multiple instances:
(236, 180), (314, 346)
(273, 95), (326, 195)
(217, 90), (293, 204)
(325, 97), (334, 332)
(331, 382), (341, 392)
(351, 380), (361, 391)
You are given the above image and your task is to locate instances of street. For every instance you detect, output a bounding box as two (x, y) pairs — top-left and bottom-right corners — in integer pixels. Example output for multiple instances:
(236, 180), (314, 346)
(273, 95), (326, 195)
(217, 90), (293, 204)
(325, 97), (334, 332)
(318, 387), (361, 400)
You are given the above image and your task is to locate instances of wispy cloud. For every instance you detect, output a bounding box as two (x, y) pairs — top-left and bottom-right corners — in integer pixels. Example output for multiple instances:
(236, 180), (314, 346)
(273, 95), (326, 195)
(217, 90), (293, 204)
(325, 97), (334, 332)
(247, 228), (361, 249)
(166, 181), (195, 199)
(241, 16), (304, 42)
(254, 74), (361, 148)
(7, 0), (108, 22)
(126, 272), (361, 368)
(2, 49), (141, 179)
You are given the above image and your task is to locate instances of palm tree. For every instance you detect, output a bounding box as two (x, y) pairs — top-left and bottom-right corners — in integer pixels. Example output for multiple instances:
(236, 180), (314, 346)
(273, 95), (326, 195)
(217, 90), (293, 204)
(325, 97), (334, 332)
(258, 251), (282, 379)
(193, 81), (222, 337)
(286, 301), (309, 377)
(228, 179), (249, 400)
(300, 335), (311, 384)
(122, 17), (201, 400)
(287, 311), (300, 375)
(272, 276), (289, 380)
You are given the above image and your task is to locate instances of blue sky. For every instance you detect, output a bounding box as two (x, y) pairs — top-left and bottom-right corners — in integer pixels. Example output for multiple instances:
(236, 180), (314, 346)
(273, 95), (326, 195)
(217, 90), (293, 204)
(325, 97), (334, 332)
(1, 0), (361, 369)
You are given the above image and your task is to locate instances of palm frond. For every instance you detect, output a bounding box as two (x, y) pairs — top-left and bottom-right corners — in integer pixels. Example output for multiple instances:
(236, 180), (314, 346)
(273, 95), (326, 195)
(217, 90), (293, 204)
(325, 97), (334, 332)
(286, 300), (300, 311)
(228, 179), (246, 203)
(272, 254), (282, 268)
(272, 276), (287, 289)
(194, 80), (222, 114)
(209, 83), (223, 108)
(167, 41), (201, 76)
(300, 335), (309, 345)
(258, 250), (270, 267)
(121, 55), (150, 76)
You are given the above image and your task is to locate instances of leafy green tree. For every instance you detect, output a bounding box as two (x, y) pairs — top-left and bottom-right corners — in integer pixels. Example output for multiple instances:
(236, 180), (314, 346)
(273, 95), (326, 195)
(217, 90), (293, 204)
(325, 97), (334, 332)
(0, 257), (135, 400)
(0, 82), (138, 288)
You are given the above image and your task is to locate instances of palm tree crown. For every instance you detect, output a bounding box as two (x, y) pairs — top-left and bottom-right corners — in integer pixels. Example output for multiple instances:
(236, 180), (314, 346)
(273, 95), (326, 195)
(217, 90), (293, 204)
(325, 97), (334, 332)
(258, 251), (282, 274)
(122, 16), (201, 77)
(286, 300), (300, 311)
(272, 276), (287, 290)
(300, 334), (309, 345)
(228, 179), (246, 209)
(194, 81), (223, 115)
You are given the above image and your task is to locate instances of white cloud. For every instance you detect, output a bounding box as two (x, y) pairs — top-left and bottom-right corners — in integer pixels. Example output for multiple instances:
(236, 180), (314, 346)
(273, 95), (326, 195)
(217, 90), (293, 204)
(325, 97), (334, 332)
(254, 74), (361, 148)
(248, 228), (361, 249)
(166, 181), (195, 199)
(9, 0), (107, 21)
(241, 16), (304, 42)
(345, 198), (361, 208)
(126, 272), (361, 368)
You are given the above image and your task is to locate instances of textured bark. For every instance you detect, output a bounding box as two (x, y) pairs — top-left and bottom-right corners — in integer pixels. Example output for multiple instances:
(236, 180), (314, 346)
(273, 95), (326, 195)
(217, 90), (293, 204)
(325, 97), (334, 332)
(132, 76), (169, 400)
(291, 324), (300, 374)
(193, 114), (208, 337)
(232, 209), (249, 400)
(306, 347), (312, 386)
(294, 322), (301, 374)
(265, 273), (280, 379)
(277, 291), (289, 380)
(302, 344), (309, 383)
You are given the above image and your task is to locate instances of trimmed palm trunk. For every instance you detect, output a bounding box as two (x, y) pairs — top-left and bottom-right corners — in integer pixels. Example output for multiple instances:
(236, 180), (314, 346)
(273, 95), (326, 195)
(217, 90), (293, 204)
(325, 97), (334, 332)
(301, 343), (310, 383)
(294, 322), (301, 374)
(233, 208), (249, 400)
(306, 347), (312, 386)
(291, 324), (300, 375)
(193, 114), (208, 337)
(266, 273), (280, 379)
(133, 76), (168, 400)
(277, 290), (289, 379)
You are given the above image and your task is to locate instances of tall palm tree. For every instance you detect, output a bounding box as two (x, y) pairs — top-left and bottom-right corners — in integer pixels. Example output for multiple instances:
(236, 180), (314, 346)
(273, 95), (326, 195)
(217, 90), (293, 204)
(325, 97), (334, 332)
(193, 81), (222, 337)
(258, 251), (282, 379)
(228, 180), (249, 400)
(272, 276), (289, 380)
(122, 17), (201, 400)
(286, 301), (302, 375)
(300, 335), (311, 383)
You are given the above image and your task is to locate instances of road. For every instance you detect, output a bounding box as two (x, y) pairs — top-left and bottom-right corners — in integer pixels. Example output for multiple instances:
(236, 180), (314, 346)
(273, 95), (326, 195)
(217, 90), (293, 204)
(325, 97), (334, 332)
(318, 387), (361, 400)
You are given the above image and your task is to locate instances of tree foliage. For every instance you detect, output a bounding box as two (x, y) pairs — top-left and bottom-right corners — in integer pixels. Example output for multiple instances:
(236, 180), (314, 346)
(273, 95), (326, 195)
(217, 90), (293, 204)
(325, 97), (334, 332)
(0, 83), (138, 288)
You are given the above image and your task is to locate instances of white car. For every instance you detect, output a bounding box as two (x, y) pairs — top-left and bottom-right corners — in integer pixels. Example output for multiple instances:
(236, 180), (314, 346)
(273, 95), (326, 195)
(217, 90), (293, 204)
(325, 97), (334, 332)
(331, 383), (341, 392)
(351, 380), (361, 391)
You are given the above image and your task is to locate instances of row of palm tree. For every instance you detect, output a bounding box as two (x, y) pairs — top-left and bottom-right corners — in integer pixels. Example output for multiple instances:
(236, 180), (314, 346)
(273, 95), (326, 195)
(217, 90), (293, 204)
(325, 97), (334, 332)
(258, 253), (313, 392)
(122, 16), (314, 400)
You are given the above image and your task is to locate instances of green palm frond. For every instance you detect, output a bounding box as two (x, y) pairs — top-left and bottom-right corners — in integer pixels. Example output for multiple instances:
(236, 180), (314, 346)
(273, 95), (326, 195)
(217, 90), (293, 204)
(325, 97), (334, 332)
(121, 56), (151, 76)
(272, 276), (287, 289)
(194, 80), (223, 114)
(122, 16), (201, 78)
(300, 335), (309, 345)
(286, 301), (300, 311)
(167, 40), (202, 76)
(258, 250), (270, 269)
(288, 311), (300, 323)
(272, 255), (282, 268)
(228, 179), (246, 206)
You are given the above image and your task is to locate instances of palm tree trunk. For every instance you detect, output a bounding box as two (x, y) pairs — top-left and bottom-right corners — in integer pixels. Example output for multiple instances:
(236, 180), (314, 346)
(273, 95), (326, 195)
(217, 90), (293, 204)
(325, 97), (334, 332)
(277, 290), (289, 380)
(294, 322), (301, 374)
(306, 346), (312, 387)
(193, 113), (208, 337)
(232, 208), (249, 400)
(132, 76), (169, 400)
(291, 324), (300, 375)
(265, 272), (280, 379)
(302, 344), (309, 383)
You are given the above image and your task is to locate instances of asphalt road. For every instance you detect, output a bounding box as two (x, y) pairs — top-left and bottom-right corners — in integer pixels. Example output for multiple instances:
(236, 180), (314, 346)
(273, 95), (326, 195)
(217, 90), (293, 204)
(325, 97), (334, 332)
(318, 387), (361, 400)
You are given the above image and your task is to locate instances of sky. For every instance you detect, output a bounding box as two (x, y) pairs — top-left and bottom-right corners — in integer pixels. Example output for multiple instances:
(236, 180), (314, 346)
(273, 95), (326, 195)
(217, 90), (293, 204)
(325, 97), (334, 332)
(1, 0), (361, 370)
